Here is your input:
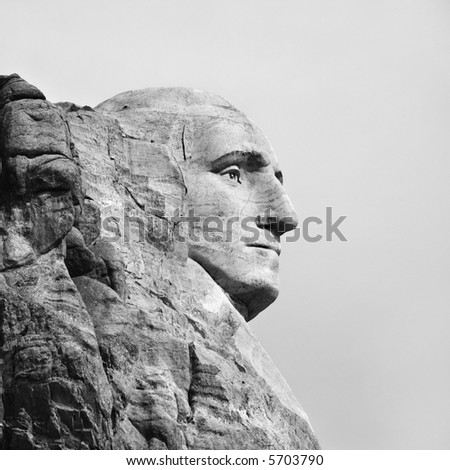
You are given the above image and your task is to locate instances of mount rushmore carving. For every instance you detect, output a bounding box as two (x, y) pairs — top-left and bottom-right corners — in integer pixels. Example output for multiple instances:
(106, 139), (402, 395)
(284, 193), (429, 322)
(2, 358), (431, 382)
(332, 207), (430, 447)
(0, 74), (318, 449)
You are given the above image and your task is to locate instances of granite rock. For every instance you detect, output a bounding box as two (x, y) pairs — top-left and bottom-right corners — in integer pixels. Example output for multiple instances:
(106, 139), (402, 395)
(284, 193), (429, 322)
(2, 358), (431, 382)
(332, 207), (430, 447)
(0, 75), (113, 449)
(0, 75), (319, 449)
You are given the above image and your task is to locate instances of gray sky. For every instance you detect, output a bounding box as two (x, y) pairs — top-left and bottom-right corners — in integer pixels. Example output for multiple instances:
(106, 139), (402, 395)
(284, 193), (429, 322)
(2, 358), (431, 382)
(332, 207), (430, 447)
(2, 0), (450, 449)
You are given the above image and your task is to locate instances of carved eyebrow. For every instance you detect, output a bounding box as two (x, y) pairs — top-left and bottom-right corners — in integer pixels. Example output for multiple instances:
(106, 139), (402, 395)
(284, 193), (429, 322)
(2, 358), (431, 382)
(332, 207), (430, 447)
(211, 150), (269, 170)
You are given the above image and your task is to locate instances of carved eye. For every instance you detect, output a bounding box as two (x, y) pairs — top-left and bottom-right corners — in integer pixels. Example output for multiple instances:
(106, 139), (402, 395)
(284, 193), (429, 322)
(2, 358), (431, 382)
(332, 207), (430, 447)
(220, 166), (242, 184)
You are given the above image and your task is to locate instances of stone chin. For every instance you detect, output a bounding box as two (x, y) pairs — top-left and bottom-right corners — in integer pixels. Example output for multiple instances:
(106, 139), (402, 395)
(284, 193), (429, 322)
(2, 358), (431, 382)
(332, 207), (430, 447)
(188, 243), (280, 321)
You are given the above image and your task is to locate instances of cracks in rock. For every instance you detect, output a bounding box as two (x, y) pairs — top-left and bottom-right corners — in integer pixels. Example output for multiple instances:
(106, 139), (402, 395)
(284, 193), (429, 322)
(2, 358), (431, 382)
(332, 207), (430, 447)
(186, 344), (196, 420)
(121, 132), (139, 141)
(122, 184), (144, 211)
(173, 159), (188, 196)
(184, 315), (206, 339)
(107, 128), (120, 184)
(177, 126), (189, 196)
(181, 125), (188, 161)
(135, 280), (176, 311)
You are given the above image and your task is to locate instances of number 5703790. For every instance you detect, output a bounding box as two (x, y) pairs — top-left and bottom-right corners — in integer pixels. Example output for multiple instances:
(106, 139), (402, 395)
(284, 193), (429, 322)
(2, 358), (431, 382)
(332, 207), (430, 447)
(268, 454), (324, 466)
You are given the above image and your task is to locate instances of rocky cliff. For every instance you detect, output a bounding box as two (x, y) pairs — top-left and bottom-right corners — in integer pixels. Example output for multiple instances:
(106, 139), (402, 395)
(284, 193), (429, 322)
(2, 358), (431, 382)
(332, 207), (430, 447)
(0, 75), (319, 449)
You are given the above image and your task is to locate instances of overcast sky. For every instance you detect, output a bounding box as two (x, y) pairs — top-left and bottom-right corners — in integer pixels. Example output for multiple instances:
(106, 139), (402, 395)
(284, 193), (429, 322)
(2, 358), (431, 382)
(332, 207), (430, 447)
(2, 0), (450, 449)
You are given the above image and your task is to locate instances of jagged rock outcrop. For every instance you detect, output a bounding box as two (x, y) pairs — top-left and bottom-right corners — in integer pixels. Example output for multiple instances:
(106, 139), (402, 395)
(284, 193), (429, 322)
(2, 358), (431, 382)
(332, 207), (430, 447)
(0, 75), (319, 449)
(0, 74), (113, 449)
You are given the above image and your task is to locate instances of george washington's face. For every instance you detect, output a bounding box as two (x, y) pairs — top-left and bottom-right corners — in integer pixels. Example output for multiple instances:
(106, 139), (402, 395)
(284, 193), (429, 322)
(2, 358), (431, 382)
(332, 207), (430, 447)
(182, 110), (298, 321)
(96, 88), (299, 321)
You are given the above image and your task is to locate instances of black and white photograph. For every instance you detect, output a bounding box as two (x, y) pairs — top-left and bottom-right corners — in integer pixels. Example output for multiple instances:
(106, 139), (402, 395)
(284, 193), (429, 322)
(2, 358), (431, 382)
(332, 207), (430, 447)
(0, 0), (449, 465)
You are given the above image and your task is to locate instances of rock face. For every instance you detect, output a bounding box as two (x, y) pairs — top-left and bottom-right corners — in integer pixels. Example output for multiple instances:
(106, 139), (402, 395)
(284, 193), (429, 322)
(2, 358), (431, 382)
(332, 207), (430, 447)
(0, 74), (112, 449)
(0, 75), (319, 449)
(0, 354), (3, 442)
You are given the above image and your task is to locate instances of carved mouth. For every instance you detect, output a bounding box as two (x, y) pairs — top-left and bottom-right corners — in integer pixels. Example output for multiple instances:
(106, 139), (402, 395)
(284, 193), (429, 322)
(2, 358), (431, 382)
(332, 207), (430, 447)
(247, 243), (281, 256)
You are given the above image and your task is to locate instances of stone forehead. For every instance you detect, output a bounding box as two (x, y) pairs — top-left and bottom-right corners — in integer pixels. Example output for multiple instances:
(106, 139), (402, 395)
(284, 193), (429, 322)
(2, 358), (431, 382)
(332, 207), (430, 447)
(95, 87), (252, 125)
(95, 87), (263, 162)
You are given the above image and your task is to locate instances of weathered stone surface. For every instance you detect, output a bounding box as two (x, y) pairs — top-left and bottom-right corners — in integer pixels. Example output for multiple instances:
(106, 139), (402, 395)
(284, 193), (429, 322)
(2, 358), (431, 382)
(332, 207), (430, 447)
(0, 74), (45, 108)
(0, 354), (3, 443)
(75, 198), (101, 246)
(1, 99), (72, 160)
(65, 227), (97, 277)
(0, 75), (319, 449)
(0, 75), (113, 449)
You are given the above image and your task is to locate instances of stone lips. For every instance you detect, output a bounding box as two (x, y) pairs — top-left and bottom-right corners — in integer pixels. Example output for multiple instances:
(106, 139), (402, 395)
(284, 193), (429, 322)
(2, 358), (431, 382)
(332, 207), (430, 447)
(0, 75), (319, 449)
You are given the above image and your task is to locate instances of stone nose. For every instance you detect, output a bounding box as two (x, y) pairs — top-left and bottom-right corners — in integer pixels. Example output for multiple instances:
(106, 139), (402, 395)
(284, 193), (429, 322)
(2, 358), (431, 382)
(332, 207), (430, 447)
(255, 190), (299, 237)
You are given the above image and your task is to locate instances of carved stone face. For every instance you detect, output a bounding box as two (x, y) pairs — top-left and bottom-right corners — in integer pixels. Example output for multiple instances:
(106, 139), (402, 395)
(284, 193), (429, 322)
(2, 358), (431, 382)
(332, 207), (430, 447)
(182, 109), (298, 320)
(96, 88), (299, 321)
